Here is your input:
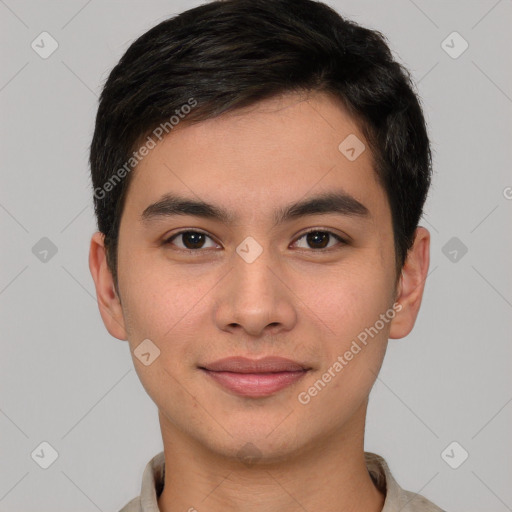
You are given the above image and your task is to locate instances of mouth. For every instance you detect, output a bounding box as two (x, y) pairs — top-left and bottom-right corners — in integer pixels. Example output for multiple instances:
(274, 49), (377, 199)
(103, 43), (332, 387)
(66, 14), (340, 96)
(198, 356), (311, 398)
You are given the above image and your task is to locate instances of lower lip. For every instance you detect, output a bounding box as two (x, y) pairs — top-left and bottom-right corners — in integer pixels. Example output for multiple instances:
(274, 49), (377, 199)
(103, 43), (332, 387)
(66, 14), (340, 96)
(201, 369), (308, 398)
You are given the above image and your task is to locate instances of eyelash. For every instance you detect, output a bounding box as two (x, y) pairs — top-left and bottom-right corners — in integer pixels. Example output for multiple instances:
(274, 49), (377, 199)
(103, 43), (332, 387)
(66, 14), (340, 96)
(162, 228), (348, 253)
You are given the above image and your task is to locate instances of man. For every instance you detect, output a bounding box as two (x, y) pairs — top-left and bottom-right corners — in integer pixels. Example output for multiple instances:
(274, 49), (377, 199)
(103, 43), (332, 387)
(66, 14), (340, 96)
(88, 0), (446, 510)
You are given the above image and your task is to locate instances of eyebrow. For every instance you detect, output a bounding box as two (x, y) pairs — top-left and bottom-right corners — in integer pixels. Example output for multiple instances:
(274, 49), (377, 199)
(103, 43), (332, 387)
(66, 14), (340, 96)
(140, 190), (370, 227)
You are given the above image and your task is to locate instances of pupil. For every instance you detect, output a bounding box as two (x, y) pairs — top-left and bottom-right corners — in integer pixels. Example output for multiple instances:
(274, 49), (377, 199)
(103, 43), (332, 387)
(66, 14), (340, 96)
(307, 231), (328, 249)
(183, 232), (205, 249)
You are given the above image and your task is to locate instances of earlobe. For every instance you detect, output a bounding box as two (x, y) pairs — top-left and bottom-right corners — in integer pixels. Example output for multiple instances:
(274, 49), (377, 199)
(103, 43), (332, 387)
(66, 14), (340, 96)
(88, 231), (128, 341)
(389, 227), (430, 340)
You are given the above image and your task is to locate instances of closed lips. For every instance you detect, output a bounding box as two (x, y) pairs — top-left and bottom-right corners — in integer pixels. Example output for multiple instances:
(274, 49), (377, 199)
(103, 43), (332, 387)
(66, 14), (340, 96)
(199, 356), (311, 373)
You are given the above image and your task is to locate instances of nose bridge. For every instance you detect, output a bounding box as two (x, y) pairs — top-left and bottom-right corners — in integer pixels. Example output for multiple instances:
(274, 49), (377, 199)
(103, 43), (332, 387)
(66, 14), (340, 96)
(233, 242), (280, 308)
(236, 249), (276, 300)
(213, 241), (297, 335)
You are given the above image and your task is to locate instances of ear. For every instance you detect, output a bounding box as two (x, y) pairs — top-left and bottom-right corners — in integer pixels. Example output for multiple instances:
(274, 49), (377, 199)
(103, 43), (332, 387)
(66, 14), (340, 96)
(389, 226), (430, 339)
(88, 231), (128, 341)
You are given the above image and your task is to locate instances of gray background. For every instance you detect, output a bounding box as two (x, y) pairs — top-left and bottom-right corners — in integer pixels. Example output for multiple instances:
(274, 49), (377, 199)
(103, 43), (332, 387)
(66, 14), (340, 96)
(1, 1), (511, 511)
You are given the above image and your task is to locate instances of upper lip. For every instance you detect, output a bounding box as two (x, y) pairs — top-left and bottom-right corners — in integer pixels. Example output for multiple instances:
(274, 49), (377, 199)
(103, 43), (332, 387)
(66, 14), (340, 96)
(200, 356), (310, 373)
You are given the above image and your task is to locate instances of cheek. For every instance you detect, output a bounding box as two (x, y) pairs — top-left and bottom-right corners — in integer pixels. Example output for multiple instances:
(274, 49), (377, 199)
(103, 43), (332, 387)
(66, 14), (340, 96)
(296, 268), (391, 420)
(303, 261), (392, 343)
(118, 257), (209, 408)
(118, 251), (217, 363)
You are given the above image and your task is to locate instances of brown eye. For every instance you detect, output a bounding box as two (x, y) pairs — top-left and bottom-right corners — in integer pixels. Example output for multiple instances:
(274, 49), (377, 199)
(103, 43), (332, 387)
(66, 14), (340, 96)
(293, 230), (346, 250)
(164, 230), (218, 250)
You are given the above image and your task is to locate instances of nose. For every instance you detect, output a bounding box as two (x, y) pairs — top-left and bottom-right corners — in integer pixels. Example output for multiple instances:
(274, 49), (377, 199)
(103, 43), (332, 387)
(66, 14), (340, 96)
(212, 247), (297, 338)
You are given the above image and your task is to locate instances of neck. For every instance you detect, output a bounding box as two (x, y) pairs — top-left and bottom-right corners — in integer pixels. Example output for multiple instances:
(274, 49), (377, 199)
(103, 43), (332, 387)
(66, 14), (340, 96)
(156, 401), (385, 512)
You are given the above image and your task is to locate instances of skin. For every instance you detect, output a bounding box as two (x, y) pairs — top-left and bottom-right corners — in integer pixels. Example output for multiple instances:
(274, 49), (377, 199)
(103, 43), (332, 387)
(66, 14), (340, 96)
(89, 90), (430, 512)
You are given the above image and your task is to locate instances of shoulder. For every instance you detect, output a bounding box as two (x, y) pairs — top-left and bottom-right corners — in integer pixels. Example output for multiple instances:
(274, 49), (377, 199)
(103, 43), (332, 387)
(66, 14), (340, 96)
(398, 488), (448, 511)
(364, 451), (447, 512)
(118, 495), (141, 512)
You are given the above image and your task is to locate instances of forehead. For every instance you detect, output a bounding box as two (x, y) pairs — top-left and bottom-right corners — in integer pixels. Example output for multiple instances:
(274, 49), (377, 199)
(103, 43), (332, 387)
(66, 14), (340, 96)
(123, 91), (388, 225)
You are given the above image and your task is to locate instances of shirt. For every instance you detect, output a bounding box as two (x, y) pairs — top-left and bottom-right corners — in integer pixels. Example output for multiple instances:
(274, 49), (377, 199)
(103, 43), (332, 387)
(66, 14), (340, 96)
(119, 451), (446, 512)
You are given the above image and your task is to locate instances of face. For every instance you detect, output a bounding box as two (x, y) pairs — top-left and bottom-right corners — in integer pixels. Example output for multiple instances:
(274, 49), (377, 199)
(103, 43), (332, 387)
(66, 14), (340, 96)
(90, 91), (429, 463)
